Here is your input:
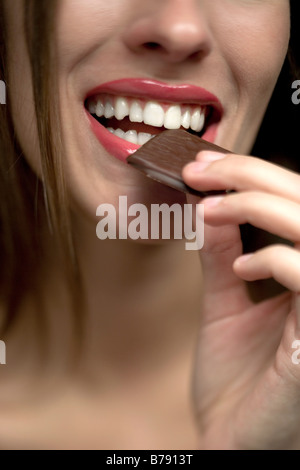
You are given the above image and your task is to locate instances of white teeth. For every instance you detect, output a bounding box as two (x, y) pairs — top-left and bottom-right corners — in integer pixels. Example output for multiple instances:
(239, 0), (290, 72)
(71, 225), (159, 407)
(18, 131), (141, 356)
(197, 110), (205, 132)
(115, 97), (129, 120)
(190, 109), (200, 131)
(124, 130), (138, 144)
(129, 100), (143, 123)
(96, 101), (104, 117)
(144, 102), (164, 127)
(181, 108), (191, 129)
(191, 109), (205, 132)
(114, 128), (125, 139)
(138, 132), (153, 146)
(89, 95), (208, 136)
(164, 104), (182, 130)
(108, 128), (154, 145)
(88, 101), (96, 114)
(104, 100), (114, 119)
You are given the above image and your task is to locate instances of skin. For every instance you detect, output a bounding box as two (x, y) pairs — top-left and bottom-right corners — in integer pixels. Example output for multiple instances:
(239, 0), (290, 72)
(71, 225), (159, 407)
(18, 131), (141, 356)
(183, 153), (300, 449)
(0, 0), (294, 450)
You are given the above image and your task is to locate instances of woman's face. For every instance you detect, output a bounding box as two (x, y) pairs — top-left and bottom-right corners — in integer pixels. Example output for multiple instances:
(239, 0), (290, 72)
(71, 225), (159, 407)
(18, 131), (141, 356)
(5, 0), (290, 217)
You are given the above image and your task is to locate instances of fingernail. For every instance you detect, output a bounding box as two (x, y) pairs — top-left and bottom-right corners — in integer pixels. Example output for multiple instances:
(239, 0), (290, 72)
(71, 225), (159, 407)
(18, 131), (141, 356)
(236, 253), (254, 264)
(203, 195), (225, 207)
(199, 151), (227, 162)
(187, 161), (211, 172)
(187, 152), (227, 173)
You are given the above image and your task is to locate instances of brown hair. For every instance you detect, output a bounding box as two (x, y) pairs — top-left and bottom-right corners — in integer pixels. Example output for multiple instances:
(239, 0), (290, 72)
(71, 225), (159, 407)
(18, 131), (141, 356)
(0, 0), (83, 344)
(0, 0), (299, 336)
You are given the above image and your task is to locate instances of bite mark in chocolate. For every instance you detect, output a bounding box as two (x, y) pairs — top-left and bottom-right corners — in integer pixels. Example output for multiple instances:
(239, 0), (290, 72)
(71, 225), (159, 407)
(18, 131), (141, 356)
(127, 129), (231, 197)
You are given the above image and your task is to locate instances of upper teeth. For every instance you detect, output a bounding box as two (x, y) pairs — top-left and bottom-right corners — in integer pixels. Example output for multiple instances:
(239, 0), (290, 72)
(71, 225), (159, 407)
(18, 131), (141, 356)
(87, 95), (206, 135)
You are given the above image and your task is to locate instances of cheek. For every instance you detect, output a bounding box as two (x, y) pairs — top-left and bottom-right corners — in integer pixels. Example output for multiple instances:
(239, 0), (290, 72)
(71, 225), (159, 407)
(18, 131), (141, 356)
(217, 3), (290, 97)
(56, 0), (125, 69)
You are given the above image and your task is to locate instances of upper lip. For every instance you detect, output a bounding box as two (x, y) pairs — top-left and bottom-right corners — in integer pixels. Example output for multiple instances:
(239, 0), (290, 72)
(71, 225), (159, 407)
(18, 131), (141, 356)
(85, 78), (223, 113)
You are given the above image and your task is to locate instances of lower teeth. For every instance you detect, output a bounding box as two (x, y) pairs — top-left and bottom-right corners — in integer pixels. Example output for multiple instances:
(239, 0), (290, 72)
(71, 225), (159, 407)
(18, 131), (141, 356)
(107, 127), (154, 146)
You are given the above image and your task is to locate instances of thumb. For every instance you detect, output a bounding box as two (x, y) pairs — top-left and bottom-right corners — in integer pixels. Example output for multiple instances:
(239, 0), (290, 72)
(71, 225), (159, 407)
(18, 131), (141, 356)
(199, 220), (253, 322)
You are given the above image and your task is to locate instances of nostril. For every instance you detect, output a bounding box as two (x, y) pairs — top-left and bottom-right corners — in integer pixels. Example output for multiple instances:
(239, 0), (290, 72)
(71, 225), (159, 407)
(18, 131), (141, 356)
(144, 42), (162, 51)
(189, 50), (203, 62)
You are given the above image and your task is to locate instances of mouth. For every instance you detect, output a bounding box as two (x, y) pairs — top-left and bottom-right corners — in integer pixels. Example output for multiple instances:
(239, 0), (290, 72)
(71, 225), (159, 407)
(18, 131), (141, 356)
(84, 79), (222, 162)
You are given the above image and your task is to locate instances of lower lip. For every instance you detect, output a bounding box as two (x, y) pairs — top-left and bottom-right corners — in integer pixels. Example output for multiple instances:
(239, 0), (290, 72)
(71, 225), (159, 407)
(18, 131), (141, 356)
(86, 110), (219, 163)
(86, 111), (139, 162)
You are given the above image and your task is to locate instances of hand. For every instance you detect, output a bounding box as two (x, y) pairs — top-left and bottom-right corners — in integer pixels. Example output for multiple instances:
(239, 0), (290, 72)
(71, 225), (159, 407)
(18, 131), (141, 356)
(182, 152), (300, 450)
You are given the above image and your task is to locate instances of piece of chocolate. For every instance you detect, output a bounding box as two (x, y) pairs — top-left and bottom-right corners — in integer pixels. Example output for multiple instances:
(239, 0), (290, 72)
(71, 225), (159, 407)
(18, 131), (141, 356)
(127, 129), (231, 197)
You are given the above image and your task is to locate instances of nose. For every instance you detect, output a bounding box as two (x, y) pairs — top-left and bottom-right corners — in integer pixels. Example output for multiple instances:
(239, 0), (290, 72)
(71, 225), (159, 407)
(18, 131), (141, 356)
(123, 0), (212, 64)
